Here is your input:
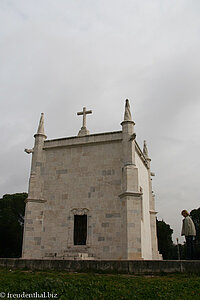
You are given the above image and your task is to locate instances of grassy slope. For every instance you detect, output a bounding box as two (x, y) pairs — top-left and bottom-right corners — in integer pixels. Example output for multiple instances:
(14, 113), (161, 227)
(0, 269), (200, 299)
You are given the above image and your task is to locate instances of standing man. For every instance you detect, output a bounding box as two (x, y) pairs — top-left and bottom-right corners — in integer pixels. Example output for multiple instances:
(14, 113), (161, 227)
(181, 210), (196, 260)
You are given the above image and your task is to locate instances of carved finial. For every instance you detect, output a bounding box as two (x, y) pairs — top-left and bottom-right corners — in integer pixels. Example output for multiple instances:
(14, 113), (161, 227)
(124, 99), (132, 121)
(143, 140), (149, 158)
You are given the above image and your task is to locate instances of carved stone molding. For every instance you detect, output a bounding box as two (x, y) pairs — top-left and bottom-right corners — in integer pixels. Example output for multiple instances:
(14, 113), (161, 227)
(71, 208), (89, 215)
(25, 198), (47, 203)
(149, 210), (158, 214)
(119, 191), (142, 198)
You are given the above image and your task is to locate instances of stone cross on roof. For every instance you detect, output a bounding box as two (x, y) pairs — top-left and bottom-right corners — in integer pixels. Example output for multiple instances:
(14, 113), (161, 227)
(77, 107), (92, 136)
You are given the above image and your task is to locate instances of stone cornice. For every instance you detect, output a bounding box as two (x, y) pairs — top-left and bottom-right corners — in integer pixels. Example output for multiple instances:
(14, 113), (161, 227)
(119, 191), (143, 198)
(25, 198), (47, 203)
(135, 141), (151, 170)
(135, 141), (148, 161)
(44, 131), (122, 150)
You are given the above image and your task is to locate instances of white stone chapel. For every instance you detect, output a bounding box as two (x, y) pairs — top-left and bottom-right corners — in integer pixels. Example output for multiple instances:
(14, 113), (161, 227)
(22, 100), (161, 260)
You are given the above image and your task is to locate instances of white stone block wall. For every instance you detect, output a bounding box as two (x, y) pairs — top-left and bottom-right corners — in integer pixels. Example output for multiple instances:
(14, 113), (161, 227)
(24, 133), (128, 259)
(23, 129), (161, 260)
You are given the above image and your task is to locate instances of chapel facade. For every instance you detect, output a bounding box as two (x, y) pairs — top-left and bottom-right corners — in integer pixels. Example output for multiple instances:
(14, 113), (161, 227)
(22, 100), (162, 260)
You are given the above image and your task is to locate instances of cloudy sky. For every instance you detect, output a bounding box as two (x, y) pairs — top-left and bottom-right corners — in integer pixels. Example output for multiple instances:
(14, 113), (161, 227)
(1, 0), (200, 243)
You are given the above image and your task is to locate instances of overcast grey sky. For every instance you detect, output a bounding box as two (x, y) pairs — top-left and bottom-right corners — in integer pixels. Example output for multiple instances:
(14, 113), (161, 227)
(1, 0), (200, 243)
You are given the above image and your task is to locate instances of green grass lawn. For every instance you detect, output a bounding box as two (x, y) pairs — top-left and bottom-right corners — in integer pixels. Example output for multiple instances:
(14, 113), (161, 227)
(0, 269), (200, 299)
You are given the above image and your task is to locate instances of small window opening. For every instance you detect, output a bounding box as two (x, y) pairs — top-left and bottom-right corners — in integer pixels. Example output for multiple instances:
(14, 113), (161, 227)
(74, 215), (87, 245)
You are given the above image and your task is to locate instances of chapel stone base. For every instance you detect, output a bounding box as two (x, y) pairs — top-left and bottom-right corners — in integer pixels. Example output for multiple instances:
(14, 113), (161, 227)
(0, 259), (200, 274)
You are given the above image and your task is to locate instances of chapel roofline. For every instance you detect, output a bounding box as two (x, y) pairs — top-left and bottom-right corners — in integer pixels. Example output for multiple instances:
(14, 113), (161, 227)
(43, 131), (122, 151)
(45, 130), (122, 143)
(135, 140), (151, 168)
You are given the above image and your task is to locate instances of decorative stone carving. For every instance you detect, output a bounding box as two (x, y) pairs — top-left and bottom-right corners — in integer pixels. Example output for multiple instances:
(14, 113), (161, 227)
(71, 208), (89, 215)
(24, 148), (34, 154)
(130, 133), (136, 141)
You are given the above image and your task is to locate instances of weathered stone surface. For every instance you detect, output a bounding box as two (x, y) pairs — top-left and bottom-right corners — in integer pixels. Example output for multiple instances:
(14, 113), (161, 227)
(56, 169), (68, 174)
(105, 213), (121, 218)
(102, 223), (109, 227)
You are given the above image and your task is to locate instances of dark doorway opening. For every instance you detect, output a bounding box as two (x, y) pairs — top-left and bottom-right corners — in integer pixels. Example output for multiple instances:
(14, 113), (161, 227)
(74, 215), (87, 245)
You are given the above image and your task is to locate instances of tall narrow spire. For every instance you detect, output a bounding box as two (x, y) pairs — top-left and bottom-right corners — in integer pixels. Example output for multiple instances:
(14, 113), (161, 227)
(143, 140), (149, 158)
(124, 99), (132, 121)
(37, 113), (45, 134)
(34, 113), (47, 138)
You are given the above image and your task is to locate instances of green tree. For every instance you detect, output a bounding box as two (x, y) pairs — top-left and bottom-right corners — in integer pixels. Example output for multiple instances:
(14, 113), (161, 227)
(156, 219), (177, 259)
(0, 193), (27, 258)
(190, 207), (200, 259)
(156, 219), (188, 260)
